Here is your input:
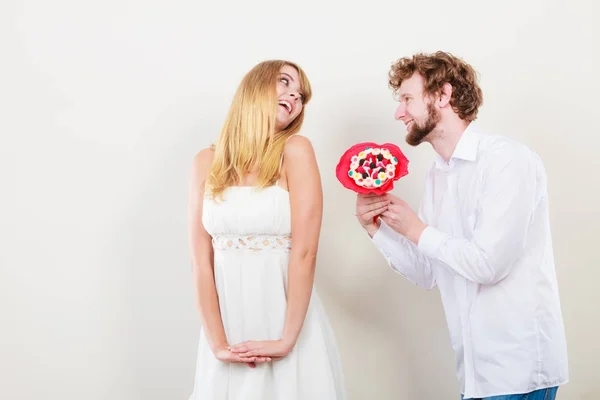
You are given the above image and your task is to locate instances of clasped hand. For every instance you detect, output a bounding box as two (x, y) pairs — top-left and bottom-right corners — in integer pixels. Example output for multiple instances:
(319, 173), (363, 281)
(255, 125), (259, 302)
(216, 339), (292, 368)
(355, 192), (427, 243)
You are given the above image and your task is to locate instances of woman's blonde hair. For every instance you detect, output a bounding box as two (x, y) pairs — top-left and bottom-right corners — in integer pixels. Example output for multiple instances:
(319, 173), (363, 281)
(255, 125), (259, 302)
(207, 60), (312, 200)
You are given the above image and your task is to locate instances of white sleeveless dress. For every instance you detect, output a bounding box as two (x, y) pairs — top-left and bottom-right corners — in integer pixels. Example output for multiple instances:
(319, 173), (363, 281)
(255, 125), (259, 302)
(189, 184), (346, 400)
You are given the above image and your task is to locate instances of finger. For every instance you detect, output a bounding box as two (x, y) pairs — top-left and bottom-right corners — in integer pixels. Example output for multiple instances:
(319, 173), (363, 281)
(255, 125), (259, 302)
(385, 202), (404, 212)
(238, 355), (257, 363)
(358, 195), (389, 206)
(254, 357), (272, 363)
(236, 350), (257, 358)
(387, 194), (405, 205)
(383, 204), (405, 216)
(381, 216), (396, 227)
(230, 345), (250, 353)
(247, 362), (256, 368)
(358, 193), (382, 198)
(362, 205), (389, 221)
(358, 199), (390, 212)
(381, 211), (396, 220)
(230, 341), (253, 350)
(357, 198), (390, 210)
(357, 202), (389, 220)
(359, 193), (387, 201)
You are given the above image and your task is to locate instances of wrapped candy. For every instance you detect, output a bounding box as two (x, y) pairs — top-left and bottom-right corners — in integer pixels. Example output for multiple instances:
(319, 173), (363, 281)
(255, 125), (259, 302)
(335, 142), (409, 195)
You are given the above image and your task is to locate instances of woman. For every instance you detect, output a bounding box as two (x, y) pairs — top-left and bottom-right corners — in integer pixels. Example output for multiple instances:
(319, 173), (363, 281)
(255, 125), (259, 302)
(188, 60), (346, 399)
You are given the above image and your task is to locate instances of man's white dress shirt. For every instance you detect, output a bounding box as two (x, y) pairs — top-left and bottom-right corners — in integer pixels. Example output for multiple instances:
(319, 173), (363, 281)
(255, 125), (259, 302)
(371, 123), (568, 398)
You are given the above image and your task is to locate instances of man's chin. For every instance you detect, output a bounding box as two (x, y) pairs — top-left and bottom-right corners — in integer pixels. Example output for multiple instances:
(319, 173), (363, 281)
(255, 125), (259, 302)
(406, 130), (428, 146)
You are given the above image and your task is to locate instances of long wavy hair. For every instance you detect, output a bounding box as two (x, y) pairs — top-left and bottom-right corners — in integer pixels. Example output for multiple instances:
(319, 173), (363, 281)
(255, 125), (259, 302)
(207, 60), (312, 200)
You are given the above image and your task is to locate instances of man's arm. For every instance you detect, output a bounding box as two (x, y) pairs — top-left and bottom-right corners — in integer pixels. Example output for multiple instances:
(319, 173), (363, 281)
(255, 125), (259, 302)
(357, 192), (436, 290)
(418, 146), (539, 285)
(372, 219), (437, 289)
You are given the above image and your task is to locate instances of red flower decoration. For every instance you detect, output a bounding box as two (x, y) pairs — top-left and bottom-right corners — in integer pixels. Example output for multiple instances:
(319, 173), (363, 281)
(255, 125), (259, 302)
(335, 142), (409, 195)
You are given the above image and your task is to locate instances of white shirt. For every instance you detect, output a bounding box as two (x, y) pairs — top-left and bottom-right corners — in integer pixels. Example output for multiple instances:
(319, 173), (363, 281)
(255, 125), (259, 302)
(371, 123), (569, 398)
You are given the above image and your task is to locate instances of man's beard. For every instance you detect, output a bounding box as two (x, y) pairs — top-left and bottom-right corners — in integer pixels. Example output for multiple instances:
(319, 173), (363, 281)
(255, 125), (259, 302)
(406, 103), (441, 146)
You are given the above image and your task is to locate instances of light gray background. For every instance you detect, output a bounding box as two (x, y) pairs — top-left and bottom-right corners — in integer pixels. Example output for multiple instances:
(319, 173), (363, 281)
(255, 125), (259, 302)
(2, 0), (598, 399)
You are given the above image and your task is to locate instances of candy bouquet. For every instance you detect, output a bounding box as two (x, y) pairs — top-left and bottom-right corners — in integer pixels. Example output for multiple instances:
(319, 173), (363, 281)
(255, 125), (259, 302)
(335, 142), (409, 195)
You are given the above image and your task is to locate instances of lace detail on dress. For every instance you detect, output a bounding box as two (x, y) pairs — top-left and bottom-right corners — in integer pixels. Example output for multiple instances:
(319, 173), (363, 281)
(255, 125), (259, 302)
(212, 235), (292, 252)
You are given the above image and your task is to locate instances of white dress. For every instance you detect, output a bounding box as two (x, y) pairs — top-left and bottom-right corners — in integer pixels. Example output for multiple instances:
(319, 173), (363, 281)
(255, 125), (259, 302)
(189, 184), (346, 400)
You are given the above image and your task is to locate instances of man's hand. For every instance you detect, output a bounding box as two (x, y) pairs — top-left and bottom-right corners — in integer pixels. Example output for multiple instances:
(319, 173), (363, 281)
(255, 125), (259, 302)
(356, 193), (390, 237)
(380, 193), (427, 244)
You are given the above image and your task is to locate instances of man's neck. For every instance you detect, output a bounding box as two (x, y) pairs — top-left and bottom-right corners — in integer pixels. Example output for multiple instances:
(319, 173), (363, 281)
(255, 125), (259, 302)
(427, 117), (470, 163)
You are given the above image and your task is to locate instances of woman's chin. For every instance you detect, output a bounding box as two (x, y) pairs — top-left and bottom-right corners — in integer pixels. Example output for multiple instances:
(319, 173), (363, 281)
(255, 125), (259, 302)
(275, 119), (289, 132)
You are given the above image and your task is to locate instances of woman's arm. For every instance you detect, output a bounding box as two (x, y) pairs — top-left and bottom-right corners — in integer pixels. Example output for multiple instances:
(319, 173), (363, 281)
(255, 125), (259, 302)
(229, 135), (323, 359)
(280, 135), (322, 348)
(188, 149), (268, 366)
(188, 149), (228, 353)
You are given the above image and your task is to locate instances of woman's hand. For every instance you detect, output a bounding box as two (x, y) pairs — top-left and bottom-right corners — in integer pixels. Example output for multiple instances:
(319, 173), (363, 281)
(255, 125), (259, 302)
(214, 346), (272, 368)
(228, 340), (293, 361)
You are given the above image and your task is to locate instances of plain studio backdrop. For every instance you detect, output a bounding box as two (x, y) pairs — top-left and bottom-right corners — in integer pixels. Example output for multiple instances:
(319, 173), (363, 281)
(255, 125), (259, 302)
(1, 0), (598, 399)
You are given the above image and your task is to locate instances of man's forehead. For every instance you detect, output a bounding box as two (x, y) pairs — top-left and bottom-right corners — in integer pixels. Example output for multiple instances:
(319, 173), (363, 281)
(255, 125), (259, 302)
(399, 80), (423, 96)
(399, 73), (424, 93)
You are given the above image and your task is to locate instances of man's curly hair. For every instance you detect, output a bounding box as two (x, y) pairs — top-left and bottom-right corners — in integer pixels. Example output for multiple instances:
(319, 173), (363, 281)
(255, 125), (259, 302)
(389, 51), (483, 122)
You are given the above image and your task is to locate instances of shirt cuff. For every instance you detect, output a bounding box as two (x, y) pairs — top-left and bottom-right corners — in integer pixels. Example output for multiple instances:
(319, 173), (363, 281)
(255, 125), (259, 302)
(371, 220), (398, 248)
(417, 226), (447, 259)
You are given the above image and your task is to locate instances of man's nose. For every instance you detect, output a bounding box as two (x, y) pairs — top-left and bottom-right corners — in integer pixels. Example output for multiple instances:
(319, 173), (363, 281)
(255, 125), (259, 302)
(395, 103), (406, 120)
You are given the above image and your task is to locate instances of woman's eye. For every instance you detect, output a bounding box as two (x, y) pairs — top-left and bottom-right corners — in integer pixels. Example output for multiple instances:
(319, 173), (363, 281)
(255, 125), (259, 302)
(280, 78), (289, 85)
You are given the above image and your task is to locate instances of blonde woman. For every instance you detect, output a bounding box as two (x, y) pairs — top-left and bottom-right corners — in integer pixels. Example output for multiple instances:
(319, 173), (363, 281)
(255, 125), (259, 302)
(188, 60), (346, 399)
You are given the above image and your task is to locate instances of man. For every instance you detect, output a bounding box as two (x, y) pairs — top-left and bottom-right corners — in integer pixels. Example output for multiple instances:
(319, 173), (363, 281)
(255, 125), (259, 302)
(356, 51), (568, 399)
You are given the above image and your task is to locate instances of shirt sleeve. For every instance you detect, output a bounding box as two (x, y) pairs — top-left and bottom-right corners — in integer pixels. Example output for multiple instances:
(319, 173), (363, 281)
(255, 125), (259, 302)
(418, 145), (539, 285)
(371, 220), (436, 289)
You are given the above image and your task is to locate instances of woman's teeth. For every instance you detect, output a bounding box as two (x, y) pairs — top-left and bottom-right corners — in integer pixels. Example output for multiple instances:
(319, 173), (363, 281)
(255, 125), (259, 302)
(279, 101), (292, 113)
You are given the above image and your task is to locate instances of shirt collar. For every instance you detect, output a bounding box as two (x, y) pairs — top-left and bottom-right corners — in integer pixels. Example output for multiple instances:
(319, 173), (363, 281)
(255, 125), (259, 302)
(434, 122), (481, 168)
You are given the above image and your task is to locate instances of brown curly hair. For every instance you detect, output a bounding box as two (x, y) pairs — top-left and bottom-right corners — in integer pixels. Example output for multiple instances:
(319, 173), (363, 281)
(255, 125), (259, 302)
(389, 51), (483, 122)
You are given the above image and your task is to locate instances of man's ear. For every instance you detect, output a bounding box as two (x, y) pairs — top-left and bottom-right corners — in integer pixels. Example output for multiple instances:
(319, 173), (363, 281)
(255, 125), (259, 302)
(437, 83), (453, 107)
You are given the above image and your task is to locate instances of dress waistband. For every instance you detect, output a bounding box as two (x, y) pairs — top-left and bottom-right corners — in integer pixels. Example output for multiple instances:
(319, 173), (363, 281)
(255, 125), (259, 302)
(212, 234), (292, 252)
